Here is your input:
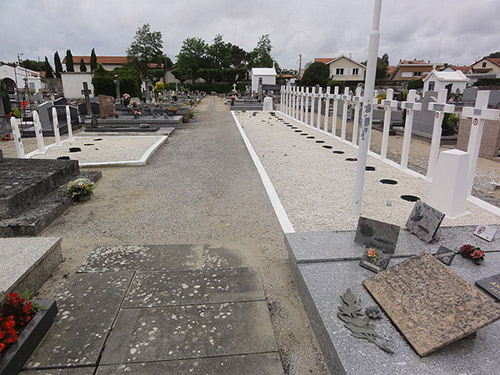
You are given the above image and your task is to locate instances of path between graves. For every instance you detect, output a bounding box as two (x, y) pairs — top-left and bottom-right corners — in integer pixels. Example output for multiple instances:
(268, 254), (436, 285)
(32, 96), (328, 374)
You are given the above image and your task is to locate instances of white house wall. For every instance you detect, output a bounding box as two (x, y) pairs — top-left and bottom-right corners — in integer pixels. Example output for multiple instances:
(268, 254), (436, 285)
(251, 75), (276, 93)
(61, 72), (94, 99)
(328, 58), (366, 81)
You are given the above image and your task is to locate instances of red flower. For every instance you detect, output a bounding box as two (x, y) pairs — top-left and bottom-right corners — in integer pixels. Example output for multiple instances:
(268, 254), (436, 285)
(460, 244), (474, 255)
(471, 250), (484, 259)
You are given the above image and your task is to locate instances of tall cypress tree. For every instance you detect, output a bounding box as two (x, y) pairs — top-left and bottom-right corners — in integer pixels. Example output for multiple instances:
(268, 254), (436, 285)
(54, 51), (63, 78)
(90, 48), (97, 71)
(80, 58), (87, 72)
(65, 49), (74, 72)
(44, 57), (54, 78)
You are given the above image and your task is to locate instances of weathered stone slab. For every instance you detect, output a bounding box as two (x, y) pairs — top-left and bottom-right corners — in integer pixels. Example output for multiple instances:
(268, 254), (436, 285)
(363, 252), (500, 356)
(24, 271), (133, 369)
(100, 301), (278, 365)
(405, 200), (445, 243)
(79, 244), (204, 272)
(354, 217), (400, 254)
(96, 353), (284, 374)
(19, 368), (95, 375)
(123, 267), (265, 308)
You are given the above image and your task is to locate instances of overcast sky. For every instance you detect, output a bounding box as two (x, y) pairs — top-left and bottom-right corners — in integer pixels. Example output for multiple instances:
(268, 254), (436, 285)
(1, 0), (498, 70)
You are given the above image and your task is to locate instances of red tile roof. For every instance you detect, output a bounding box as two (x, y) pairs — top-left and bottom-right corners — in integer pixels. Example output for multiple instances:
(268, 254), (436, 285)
(451, 65), (471, 74)
(63, 56), (130, 64)
(487, 58), (500, 67)
(314, 58), (334, 64)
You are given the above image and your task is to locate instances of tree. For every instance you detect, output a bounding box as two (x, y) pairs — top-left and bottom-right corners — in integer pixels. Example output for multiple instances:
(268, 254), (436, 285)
(65, 49), (74, 72)
(486, 52), (500, 58)
(176, 37), (209, 81)
(44, 57), (54, 78)
(363, 53), (389, 80)
(20, 59), (45, 71)
(126, 23), (163, 79)
(230, 44), (249, 68)
(207, 34), (232, 69)
(54, 51), (63, 78)
(80, 58), (87, 72)
(248, 34), (274, 68)
(90, 48), (98, 71)
(299, 62), (329, 87)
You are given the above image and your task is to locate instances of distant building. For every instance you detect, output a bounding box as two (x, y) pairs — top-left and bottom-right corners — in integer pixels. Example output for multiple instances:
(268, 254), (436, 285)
(64, 56), (128, 72)
(0, 64), (45, 93)
(468, 57), (500, 82)
(390, 59), (444, 81)
(61, 72), (94, 99)
(250, 68), (277, 94)
(422, 69), (469, 94)
(314, 55), (366, 81)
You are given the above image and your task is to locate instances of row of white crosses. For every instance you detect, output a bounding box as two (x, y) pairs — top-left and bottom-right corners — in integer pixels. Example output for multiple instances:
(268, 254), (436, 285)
(10, 105), (76, 158)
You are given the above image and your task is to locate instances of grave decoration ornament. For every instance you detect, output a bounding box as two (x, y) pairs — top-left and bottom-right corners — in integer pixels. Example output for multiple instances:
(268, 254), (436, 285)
(459, 244), (484, 264)
(122, 93), (131, 106)
(337, 289), (394, 353)
(65, 178), (95, 200)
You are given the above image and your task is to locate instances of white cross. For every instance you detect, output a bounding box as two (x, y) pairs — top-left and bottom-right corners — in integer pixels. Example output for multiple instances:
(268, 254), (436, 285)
(304, 87), (311, 124)
(299, 86), (305, 123)
(461, 90), (500, 195)
(341, 87), (351, 140)
(65, 105), (75, 141)
(52, 107), (62, 146)
(351, 87), (363, 146)
(309, 87), (317, 127)
(426, 89), (455, 178)
(32, 111), (46, 154)
(10, 117), (25, 158)
(323, 86), (331, 132)
(400, 90), (422, 169)
(330, 86), (340, 136)
(316, 87), (323, 129)
(380, 88), (399, 159)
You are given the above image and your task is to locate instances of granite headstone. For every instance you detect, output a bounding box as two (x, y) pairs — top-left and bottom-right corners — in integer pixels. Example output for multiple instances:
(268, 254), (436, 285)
(405, 200), (445, 243)
(354, 217), (400, 254)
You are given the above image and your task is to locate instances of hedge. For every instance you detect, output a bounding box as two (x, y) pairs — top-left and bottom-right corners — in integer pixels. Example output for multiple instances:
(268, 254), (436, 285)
(92, 67), (142, 98)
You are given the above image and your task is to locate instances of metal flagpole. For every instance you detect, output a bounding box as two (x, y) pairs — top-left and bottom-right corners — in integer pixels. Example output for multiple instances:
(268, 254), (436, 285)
(353, 0), (382, 216)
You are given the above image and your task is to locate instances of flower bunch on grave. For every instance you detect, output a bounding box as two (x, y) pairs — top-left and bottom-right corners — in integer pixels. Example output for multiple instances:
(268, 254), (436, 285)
(367, 248), (379, 263)
(0, 291), (40, 358)
(65, 177), (95, 198)
(459, 244), (484, 264)
(1, 133), (13, 141)
(122, 93), (131, 106)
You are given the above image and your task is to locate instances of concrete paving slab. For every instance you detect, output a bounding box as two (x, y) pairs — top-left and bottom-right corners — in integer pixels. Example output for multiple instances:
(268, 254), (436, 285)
(29, 136), (167, 167)
(19, 368), (95, 375)
(0, 237), (62, 302)
(100, 301), (278, 365)
(123, 267), (265, 308)
(24, 271), (133, 369)
(295, 253), (500, 375)
(96, 353), (284, 374)
(79, 244), (204, 272)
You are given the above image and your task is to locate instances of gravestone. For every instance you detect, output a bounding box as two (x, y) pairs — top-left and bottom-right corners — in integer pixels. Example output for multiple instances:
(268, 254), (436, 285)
(263, 96), (273, 111)
(476, 273), (500, 301)
(412, 91), (440, 137)
(364, 252), (500, 356)
(405, 200), (444, 243)
(457, 118), (500, 158)
(98, 95), (115, 119)
(354, 217), (400, 254)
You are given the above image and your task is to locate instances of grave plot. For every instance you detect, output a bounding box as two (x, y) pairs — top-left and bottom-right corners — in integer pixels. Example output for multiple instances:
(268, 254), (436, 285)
(29, 135), (167, 167)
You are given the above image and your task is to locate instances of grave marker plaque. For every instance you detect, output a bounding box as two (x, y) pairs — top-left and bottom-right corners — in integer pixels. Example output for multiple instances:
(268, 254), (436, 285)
(405, 200), (445, 243)
(473, 225), (497, 242)
(364, 252), (500, 356)
(476, 273), (500, 301)
(359, 248), (391, 273)
(354, 217), (400, 254)
(433, 245), (455, 266)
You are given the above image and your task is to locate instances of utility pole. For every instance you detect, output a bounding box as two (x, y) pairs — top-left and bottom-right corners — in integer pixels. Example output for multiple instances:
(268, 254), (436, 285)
(298, 54), (302, 79)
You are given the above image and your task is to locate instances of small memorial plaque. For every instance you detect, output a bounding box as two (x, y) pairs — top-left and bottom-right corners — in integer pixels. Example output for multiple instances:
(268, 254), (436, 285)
(473, 225), (497, 242)
(434, 246), (455, 266)
(354, 217), (400, 254)
(359, 247), (391, 273)
(405, 201), (445, 243)
(476, 273), (500, 301)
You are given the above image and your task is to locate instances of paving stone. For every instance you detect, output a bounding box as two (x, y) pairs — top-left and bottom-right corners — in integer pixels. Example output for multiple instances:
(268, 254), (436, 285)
(100, 301), (278, 365)
(79, 244), (204, 272)
(96, 353), (284, 374)
(19, 368), (95, 375)
(123, 267), (265, 308)
(295, 253), (500, 374)
(24, 271), (133, 369)
(364, 252), (500, 356)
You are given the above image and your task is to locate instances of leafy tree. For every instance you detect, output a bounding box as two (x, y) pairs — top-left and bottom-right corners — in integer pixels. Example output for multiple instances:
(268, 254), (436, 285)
(65, 49), (74, 72)
(486, 52), (500, 58)
(249, 34), (274, 68)
(20, 59), (45, 71)
(300, 62), (329, 87)
(208, 34), (232, 69)
(80, 58), (87, 72)
(44, 56), (54, 78)
(176, 37), (209, 81)
(363, 53), (389, 80)
(230, 44), (249, 68)
(54, 51), (63, 78)
(126, 23), (163, 79)
(90, 48), (98, 71)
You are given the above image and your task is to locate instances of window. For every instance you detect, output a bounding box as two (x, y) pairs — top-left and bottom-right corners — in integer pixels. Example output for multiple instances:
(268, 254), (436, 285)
(352, 68), (359, 75)
(428, 81), (435, 91)
(413, 71), (422, 77)
(402, 72), (412, 78)
(482, 62), (487, 68)
(29, 82), (35, 90)
(335, 68), (344, 76)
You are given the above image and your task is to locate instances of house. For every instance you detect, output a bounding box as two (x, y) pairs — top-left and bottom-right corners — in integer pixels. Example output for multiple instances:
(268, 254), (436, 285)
(64, 56), (128, 72)
(0, 64), (45, 93)
(468, 57), (500, 83)
(314, 55), (366, 81)
(250, 67), (277, 94)
(61, 72), (94, 99)
(422, 69), (469, 94)
(390, 59), (444, 81)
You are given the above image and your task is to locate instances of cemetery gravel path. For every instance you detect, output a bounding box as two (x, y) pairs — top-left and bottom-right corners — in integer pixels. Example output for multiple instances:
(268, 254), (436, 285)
(37, 96), (329, 374)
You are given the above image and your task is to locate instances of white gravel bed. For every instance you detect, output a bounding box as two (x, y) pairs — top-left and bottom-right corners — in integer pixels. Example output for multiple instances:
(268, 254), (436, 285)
(235, 111), (499, 232)
(30, 135), (166, 167)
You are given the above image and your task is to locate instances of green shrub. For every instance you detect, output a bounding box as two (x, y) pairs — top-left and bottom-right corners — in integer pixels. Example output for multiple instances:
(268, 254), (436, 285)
(407, 79), (423, 90)
(442, 113), (460, 135)
(92, 66), (142, 98)
(473, 78), (500, 87)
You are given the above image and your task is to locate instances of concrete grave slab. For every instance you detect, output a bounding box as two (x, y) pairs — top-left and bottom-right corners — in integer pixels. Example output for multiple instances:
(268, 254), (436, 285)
(79, 244), (204, 272)
(100, 301), (278, 365)
(0, 237), (62, 302)
(24, 271), (133, 369)
(295, 253), (500, 375)
(19, 368), (95, 375)
(405, 201), (445, 243)
(96, 353), (284, 375)
(364, 252), (500, 356)
(123, 267), (265, 308)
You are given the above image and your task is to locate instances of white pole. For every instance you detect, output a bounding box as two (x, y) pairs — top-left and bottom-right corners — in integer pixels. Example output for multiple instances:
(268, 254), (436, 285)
(65, 105), (75, 141)
(381, 88), (394, 159)
(32, 111), (46, 154)
(353, 0), (382, 215)
(316, 87), (323, 128)
(352, 86), (362, 146)
(332, 86), (339, 136)
(400, 90), (420, 169)
(10, 117), (25, 158)
(295, 87), (300, 119)
(341, 87), (350, 140)
(324, 86), (331, 132)
(280, 85), (284, 111)
(310, 86), (316, 126)
(52, 107), (62, 146)
(300, 87), (305, 122)
(305, 87), (310, 124)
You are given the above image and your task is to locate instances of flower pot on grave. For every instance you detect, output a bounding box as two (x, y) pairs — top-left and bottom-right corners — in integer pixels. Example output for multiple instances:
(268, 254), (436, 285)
(167, 108), (177, 116)
(74, 194), (92, 202)
(0, 300), (57, 375)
